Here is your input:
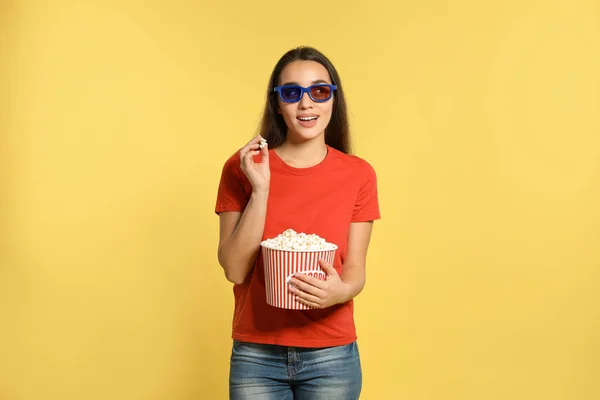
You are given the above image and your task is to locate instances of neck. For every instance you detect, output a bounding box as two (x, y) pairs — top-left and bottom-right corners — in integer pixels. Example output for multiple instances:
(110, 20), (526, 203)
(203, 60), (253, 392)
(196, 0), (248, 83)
(276, 136), (328, 168)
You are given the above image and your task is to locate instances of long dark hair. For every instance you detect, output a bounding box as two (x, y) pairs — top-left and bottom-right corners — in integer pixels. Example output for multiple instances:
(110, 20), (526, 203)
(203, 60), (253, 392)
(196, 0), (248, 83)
(257, 46), (351, 154)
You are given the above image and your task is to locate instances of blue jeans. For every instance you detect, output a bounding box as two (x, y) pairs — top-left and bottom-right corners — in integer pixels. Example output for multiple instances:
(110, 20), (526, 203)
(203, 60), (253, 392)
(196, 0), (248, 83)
(229, 340), (362, 399)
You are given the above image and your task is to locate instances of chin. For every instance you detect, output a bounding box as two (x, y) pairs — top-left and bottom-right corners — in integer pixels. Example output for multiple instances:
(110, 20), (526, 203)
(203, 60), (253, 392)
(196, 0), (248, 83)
(289, 128), (325, 142)
(295, 122), (329, 137)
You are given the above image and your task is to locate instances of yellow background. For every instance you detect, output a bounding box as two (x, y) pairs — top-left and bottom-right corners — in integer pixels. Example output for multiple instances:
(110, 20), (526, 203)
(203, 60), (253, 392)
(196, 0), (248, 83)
(1, 0), (599, 399)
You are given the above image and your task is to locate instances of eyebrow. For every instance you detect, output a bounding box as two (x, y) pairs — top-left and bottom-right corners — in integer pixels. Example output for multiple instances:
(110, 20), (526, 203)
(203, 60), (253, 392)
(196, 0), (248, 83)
(281, 79), (331, 86)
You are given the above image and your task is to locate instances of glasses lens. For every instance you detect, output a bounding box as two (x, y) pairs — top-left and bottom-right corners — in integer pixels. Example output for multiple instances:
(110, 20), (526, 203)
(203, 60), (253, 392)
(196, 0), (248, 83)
(281, 86), (302, 102)
(309, 85), (332, 101)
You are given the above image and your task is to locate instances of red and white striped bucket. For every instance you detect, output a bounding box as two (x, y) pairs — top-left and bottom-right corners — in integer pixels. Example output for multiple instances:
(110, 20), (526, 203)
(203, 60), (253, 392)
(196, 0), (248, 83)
(261, 245), (337, 310)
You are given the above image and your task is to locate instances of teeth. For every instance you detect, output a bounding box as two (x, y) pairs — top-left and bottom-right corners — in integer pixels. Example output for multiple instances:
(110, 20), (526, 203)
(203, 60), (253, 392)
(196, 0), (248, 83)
(298, 116), (318, 121)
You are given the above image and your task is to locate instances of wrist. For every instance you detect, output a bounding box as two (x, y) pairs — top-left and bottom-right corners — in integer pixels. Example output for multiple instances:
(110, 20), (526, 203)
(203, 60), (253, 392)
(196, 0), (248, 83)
(341, 281), (354, 303)
(251, 189), (269, 198)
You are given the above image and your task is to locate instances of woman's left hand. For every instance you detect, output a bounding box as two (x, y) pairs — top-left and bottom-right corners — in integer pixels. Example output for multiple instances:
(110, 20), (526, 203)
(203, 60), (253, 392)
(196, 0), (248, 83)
(288, 259), (351, 309)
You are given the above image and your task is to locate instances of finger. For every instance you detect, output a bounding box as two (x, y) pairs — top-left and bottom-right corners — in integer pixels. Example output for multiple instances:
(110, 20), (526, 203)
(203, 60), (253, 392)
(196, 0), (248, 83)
(245, 149), (260, 158)
(239, 142), (261, 159)
(319, 259), (339, 276)
(292, 291), (321, 309)
(239, 136), (263, 156)
(243, 149), (260, 163)
(240, 150), (259, 170)
(289, 277), (325, 296)
(291, 274), (327, 290)
(289, 285), (321, 304)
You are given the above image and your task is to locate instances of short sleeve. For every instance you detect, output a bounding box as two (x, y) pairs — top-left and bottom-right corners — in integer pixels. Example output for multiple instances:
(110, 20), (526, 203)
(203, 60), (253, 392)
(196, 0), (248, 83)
(215, 153), (250, 214)
(352, 160), (381, 222)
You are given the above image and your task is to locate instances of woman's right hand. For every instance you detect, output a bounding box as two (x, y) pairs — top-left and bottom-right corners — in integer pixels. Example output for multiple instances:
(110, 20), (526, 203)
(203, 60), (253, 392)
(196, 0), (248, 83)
(239, 135), (270, 194)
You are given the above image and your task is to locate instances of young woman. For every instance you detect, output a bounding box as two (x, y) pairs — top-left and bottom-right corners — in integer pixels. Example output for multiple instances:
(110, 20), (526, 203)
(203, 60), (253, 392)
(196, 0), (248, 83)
(215, 46), (380, 399)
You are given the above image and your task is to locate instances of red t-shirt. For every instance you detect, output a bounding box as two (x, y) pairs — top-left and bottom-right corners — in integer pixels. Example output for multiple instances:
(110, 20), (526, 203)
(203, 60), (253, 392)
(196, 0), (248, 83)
(215, 145), (380, 347)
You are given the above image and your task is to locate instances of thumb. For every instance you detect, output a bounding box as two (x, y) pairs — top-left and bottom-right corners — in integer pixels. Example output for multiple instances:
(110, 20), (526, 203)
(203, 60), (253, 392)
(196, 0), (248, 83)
(319, 259), (338, 276)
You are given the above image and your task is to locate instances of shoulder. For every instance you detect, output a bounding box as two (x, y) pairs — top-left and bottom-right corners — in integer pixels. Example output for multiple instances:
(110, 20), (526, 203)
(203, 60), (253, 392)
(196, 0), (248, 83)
(329, 147), (377, 178)
(218, 150), (250, 189)
(222, 150), (241, 168)
(220, 150), (242, 175)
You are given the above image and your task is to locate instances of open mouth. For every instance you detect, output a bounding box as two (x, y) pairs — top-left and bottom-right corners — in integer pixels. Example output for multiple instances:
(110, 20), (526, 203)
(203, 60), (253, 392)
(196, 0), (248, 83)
(297, 116), (318, 122)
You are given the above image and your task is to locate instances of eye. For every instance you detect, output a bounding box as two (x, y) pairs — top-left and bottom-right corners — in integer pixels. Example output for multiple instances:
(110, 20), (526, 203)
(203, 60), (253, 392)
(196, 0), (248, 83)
(282, 87), (300, 97)
(311, 85), (331, 100)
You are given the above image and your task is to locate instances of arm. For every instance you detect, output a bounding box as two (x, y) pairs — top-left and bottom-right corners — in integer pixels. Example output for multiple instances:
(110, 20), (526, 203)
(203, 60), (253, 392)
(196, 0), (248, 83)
(216, 135), (270, 285)
(339, 221), (374, 300)
(217, 190), (269, 284)
(288, 221), (375, 308)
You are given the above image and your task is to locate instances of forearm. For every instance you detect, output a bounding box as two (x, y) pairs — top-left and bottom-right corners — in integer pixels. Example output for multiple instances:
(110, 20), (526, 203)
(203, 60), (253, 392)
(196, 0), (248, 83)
(340, 263), (366, 302)
(218, 191), (269, 284)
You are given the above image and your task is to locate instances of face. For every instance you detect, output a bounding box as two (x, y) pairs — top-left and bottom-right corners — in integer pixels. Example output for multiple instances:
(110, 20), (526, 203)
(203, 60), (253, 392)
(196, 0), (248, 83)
(277, 60), (334, 144)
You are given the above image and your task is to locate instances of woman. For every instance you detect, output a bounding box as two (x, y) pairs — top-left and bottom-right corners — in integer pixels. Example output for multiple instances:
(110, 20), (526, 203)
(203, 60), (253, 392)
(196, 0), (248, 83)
(215, 46), (380, 399)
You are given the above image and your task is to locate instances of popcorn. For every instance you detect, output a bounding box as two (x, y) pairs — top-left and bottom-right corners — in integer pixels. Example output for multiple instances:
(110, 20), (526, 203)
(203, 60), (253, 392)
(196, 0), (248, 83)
(261, 229), (336, 251)
(258, 137), (267, 149)
(261, 229), (338, 309)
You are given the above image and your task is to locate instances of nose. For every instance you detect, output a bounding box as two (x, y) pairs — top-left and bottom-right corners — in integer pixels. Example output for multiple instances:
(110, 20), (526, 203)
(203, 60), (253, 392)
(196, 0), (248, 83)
(298, 90), (313, 108)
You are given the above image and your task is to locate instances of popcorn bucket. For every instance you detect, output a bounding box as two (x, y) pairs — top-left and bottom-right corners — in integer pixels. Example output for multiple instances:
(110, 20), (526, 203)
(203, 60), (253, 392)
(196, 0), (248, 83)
(261, 244), (337, 310)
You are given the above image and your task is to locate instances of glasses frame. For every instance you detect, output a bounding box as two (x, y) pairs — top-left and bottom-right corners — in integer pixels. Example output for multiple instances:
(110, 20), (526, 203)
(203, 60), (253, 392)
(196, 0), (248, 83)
(273, 84), (338, 103)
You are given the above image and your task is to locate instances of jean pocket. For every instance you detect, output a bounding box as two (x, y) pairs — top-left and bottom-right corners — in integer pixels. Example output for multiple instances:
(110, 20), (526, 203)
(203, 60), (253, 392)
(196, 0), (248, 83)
(352, 341), (360, 357)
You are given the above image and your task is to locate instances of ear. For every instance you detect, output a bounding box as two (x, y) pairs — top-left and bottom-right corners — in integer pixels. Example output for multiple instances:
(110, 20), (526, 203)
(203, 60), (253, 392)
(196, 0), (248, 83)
(277, 107), (282, 114)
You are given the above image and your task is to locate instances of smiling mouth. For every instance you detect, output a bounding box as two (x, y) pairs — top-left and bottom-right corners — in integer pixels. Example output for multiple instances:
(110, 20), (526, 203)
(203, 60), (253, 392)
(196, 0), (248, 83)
(297, 116), (318, 121)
